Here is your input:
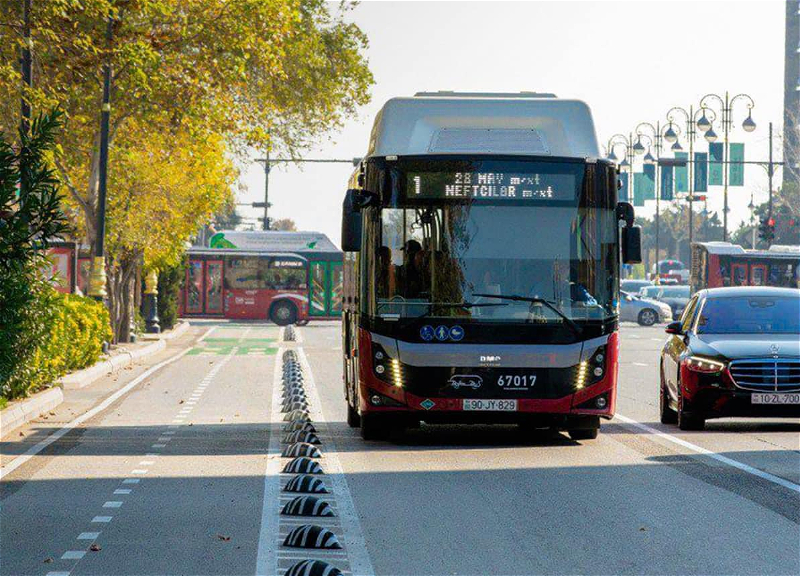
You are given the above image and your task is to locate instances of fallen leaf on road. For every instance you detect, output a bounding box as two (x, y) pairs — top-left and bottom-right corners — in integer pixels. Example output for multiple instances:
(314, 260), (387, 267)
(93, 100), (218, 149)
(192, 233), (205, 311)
(43, 558), (53, 563)
(90, 544), (101, 551)
(19, 432), (24, 437)
(49, 411), (55, 416)
(639, 527), (647, 532)
(179, 400), (185, 404)
(216, 534), (231, 542)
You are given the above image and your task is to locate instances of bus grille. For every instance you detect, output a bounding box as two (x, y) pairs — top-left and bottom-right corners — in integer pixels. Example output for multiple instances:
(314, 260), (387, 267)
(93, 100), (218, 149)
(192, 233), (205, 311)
(729, 358), (800, 392)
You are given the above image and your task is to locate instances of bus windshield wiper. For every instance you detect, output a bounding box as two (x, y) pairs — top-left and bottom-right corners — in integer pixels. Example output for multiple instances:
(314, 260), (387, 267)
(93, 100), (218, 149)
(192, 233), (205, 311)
(472, 293), (583, 335)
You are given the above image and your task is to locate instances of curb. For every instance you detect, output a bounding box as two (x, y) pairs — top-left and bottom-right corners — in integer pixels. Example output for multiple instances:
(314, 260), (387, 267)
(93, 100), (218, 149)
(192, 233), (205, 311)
(1, 387), (64, 437)
(141, 320), (190, 341)
(60, 339), (167, 390)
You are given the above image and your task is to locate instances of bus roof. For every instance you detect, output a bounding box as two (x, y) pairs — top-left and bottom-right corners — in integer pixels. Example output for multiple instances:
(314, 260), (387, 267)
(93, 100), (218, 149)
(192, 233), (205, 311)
(694, 241), (800, 259)
(365, 93), (600, 159)
(206, 230), (341, 254)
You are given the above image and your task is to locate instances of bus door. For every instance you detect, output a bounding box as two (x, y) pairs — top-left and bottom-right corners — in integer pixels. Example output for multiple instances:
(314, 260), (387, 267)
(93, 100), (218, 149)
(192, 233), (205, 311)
(750, 263), (766, 286)
(308, 261), (344, 317)
(185, 259), (224, 315)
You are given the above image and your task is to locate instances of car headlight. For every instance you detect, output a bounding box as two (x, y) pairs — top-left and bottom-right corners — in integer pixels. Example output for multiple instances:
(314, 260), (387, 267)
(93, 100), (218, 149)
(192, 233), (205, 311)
(684, 356), (725, 374)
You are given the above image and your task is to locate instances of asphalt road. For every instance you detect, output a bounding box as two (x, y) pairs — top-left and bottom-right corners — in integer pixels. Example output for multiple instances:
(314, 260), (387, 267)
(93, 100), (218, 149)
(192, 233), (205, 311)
(1, 320), (798, 576)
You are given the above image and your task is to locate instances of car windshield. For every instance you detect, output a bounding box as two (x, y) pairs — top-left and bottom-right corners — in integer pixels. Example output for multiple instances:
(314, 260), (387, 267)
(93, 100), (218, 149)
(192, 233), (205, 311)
(369, 160), (618, 323)
(640, 286), (660, 298)
(697, 295), (800, 334)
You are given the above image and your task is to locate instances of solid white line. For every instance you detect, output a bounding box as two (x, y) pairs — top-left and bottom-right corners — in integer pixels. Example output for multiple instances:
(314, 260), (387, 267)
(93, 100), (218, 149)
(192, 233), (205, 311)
(255, 345), (285, 576)
(91, 516), (112, 523)
(139, 460), (155, 465)
(46, 571), (70, 576)
(0, 325), (217, 481)
(77, 532), (100, 540)
(131, 469), (148, 474)
(615, 414), (800, 494)
(632, 362), (649, 367)
(297, 344), (375, 576)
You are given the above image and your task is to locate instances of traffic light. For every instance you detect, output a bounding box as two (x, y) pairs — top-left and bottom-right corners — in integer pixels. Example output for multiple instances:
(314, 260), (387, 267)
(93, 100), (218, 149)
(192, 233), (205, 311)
(758, 217), (775, 244)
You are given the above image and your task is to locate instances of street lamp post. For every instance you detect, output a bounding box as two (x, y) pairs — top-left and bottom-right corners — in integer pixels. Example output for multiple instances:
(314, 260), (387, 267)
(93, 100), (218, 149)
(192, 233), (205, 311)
(88, 15), (114, 301)
(254, 156), (362, 229)
(636, 122), (663, 266)
(697, 91), (757, 241)
(665, 105), (715, 256)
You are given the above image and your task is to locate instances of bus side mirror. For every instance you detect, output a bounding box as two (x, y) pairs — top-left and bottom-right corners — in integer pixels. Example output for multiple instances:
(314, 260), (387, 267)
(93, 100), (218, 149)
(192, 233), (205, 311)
(622, 225), (642, 264)
(341, 189), (363, 252)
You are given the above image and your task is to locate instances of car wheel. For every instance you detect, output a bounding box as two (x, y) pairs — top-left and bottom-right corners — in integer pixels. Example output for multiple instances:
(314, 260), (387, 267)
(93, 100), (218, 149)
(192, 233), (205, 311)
(568, 427), (599, 441)
(638, 308), (657, 326)
(270, 300), (298, 326)
(659, 364), (678, 424)
(360, 413), (390, 441)
(677, 387), (705, 431)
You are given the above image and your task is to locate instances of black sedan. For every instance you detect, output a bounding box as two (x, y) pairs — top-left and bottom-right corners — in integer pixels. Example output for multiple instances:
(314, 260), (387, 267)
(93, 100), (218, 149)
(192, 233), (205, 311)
(659, 287), (800, 430)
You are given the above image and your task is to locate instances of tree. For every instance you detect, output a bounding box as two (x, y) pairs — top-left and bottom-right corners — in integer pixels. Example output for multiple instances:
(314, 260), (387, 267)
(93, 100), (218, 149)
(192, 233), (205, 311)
(636, 203), (724, 273)
(271, 218), (297, 231)
(0, 0), (373, 340)
(0, 111), (71, 395)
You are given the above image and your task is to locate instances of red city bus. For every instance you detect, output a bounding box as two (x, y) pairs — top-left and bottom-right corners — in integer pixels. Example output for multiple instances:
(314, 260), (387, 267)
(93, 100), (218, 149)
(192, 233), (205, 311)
(340, 93), (642, 441)
(691, 242), (800, 292)
(180, 231), (343, 325)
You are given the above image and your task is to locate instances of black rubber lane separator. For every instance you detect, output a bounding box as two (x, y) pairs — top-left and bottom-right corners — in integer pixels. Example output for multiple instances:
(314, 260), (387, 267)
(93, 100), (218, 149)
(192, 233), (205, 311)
(283, 457), (324, 474)
(283, 431), (321, 445)
(282, 389), (306, 399)
(282, 442), (321, 458)
(283, 421), (317, 434)
(283, 525), (342, 549)
(283, 326), (296, 342)
(281, 400), (309, 413)
(281, 496), (335, 517)
(284, 474), (328, 494)
(283, 409), (310, 422)
(284, 559), (343, 576)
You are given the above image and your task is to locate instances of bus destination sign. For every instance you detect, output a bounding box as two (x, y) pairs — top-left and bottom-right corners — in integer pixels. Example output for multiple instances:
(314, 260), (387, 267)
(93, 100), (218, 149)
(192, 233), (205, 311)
(406, 171), (577, 201)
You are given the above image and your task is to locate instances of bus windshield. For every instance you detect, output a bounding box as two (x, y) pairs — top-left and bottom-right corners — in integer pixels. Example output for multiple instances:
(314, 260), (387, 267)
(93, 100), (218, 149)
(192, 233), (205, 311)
(370, 160), (618, 323)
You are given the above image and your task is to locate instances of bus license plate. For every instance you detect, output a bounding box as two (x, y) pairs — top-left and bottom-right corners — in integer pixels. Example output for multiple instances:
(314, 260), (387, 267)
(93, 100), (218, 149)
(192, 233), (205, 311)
(463, 399), (518, 411)
(751, 393), (800, 405)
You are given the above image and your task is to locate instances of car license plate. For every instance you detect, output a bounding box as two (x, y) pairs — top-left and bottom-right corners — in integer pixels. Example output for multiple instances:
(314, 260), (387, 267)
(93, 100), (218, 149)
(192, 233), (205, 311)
(462, 399), (518, 411)
(751, 393), (800, 405)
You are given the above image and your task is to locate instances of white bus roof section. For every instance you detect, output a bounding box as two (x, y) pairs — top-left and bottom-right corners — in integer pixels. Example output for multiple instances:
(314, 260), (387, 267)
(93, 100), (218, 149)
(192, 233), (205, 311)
(206, 230), (341, 254)
(366, 94), (600, 159)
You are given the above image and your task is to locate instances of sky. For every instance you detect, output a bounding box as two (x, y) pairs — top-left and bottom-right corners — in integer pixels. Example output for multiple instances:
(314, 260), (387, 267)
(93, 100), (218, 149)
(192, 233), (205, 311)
(237, 0), (786, 246)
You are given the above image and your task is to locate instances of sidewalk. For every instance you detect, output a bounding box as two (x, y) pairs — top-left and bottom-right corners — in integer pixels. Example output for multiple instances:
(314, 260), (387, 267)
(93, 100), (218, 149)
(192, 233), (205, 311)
(0, 322), (195, 443)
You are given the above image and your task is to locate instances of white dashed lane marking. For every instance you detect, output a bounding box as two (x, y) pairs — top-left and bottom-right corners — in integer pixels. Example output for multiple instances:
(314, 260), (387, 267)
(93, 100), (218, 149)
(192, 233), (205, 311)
(103, 501), (122, 508)
(77, 532), (100, 540)
(91, 516), (112, 523)
(113, 489), (131, 495)
(61, 551), (85, 560)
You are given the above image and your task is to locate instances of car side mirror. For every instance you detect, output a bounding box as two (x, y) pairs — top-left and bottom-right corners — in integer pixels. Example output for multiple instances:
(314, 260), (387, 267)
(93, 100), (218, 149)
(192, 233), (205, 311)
(621, 225), (642, 264)
(342, 189), (372, 252)
(665, 321), (683, 335)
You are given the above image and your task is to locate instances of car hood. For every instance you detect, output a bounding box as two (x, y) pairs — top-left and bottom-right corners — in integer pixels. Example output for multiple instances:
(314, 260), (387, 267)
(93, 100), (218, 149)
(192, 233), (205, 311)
(693, 333), (800, 360)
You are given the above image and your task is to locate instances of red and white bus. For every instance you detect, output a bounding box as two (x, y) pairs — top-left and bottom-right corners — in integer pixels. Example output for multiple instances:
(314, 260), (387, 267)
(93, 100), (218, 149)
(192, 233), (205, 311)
(180, 231), (343, 325)
(340, 93), (642, 441)
(690, 241), (800, 292)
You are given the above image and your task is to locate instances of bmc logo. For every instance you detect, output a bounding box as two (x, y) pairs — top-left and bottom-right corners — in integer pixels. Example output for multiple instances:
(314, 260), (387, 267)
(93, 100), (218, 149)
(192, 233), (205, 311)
(480, 355), (501, 363)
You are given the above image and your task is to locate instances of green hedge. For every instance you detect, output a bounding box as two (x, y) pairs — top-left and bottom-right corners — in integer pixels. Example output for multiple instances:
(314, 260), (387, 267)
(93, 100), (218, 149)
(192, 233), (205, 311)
(1, 287), (112, 401)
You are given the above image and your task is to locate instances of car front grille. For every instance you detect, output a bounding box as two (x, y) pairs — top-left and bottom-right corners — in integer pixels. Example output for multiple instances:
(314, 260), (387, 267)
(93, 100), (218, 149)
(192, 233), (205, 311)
(729, 358), (800, 392)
